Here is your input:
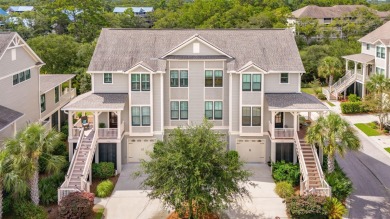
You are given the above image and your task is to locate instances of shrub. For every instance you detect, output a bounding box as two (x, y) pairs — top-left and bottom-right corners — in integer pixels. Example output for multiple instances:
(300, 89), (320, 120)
(325, 197), (347, 219)
(61, 123), (68, 136)
(347, 94), (360, 102)
(92, 162), (115, 179)
(286, 195), (328, 219)
(340, 101), (366, 114)
(58, 192), (94, 219)
(14, 201), (48, 219)
(274, 181), (294, 198)
(39, 173), (65, 205)
(96, 180), (114, 198)
(317, 93), (327, 100)
(326, 169), (353, 201)
(272, 161), (300, 186)
(3, 194), (12, 215)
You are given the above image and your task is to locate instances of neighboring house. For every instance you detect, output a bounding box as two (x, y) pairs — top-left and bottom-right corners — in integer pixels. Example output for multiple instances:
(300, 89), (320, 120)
(0, 8), (8, 16)
(0, 8), (8, 27)
(0, 32), (76, 144)
(6, 6), (34, 14)
(59, 29), (331, 200)
(288, 5), (390, 35)
(324, 21), (390, 100)
(113, 7), (154, 17)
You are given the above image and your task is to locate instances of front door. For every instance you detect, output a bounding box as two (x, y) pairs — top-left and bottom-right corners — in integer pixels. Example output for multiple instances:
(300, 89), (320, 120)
(109, 112), (118, 128)
(275, 112), (284, 128)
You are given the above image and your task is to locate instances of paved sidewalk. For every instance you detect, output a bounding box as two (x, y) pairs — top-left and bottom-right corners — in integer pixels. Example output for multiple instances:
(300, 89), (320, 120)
(96, 163), (287, 219)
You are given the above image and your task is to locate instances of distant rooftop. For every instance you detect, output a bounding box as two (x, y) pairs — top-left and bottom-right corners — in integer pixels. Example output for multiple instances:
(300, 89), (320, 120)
(291, 5), (390, 19)
(40, 74), (76, 94)
(0, 105), (23, 132)
(359, 21), (390, 44)
(113, 7), (154, 13)
(7, 6), (34, 12)
(0, 8), (8, 16)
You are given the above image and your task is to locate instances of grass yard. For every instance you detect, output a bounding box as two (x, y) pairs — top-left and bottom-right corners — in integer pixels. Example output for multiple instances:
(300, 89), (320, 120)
(326, 101), (335, 107)
(301, 88), (315, 95)
(355, 123), (381, 136)
(385, 148), (390, 154)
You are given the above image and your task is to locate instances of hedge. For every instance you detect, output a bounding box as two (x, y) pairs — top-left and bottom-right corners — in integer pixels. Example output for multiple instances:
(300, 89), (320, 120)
(286, 195), (328, 219)
(272, 161), (300, 186)
(340, 101), (366, 114)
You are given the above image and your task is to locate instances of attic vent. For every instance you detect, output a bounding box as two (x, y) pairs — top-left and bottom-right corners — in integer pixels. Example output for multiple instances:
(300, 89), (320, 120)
(193, 43), (200, 54)
(11, 49), (16, 61)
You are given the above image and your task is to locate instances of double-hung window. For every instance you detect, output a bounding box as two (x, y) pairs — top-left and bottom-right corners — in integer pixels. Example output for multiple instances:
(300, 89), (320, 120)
(171, 101), (188, 120)
(180, 70), (188, 87)
(376, 67), (385, 75)
(12, 69), (31, 86)
(242, 74), (251, 91)
(376, 46), (385, 59)
(141, 74), (150, 91)
(131, 74), (140, 91)
(19, 71), (25, 83)
(55, 86), (60, 103)
(205, 70), (223, 87)
(252, 74), (261, 91)
(242, 107), (261, 126)
(13, 74), (19, 85)
(25, 69), (31, 80)
(170, 70), (188, 87)
(205, 101), (222, 120)
(131, 106), (150, 126)
(103, 73), (112, 84)
(280, 73), (289, 83)
(170, 70), (179, 87)
(132, 74), (150, 91)
(40, 94), (46, 113)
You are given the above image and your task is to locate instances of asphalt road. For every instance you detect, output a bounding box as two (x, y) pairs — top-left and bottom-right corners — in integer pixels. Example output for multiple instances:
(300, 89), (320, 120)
(336, 129), (390, 219)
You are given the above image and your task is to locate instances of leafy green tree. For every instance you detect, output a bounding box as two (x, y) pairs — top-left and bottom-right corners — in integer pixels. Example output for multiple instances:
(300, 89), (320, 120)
(317, 56), (343, 90)
(137, 120), (252, 219)
(5, 123), (66, 205)
(365, 74), (390, 130)
(296, 17), (319, 42)
(300, 45), (329, 82)
(306, 113), (361, 173)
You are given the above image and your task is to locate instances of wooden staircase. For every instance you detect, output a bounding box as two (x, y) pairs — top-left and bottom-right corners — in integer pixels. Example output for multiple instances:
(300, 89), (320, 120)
(300, 139), (323, 190)
(58, 128), (98, 203)
(324, 70), (357, 100)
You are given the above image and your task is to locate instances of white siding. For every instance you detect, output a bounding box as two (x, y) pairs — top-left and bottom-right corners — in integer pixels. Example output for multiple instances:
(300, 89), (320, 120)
(93, 73), (129, 93)
(264, 73), (299, 93)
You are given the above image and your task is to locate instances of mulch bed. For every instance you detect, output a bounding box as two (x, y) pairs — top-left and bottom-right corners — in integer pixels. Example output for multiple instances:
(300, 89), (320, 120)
(167, 211), (220, 219)
(90, 174), (120, 194)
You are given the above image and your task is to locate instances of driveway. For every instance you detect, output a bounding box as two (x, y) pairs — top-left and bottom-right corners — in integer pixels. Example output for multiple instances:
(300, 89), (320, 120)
(96, 163), (287, 219)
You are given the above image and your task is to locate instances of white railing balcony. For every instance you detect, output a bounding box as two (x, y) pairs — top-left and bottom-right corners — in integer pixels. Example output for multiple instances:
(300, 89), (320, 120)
(356, 73), (363, 82)
(98, 128), (118, 139)
(269, 121), (295, 139)
(72, 128), (82, 138)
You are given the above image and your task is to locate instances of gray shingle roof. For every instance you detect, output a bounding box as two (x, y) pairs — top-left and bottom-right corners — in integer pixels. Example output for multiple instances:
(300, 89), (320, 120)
(0, 105), (23, 131)
(40, 74), (76, 94)
(292, 5), (365, 19)
(88, 29), (304, 73)
(0, 32), (16, 58)
(359, 21), (390, 44)
(62, 92), (128, 111)
(265, 93), (329, 111)
(342, 53), (375, 64)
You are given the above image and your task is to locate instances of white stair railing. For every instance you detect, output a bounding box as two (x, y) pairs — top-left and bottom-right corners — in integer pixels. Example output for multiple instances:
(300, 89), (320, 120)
(331, 70), (357, 96)
(311, 145), (332, 197)
(294, 133), (310, 195)
(80, 131), (98, 192)
(65, 128), (85, 187)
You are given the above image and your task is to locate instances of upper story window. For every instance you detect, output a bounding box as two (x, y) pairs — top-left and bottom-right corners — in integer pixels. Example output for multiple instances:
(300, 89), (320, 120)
(103, 73), (113, 84)
(376, 67), (385, 75)
(40, 94), (46, 113)
(131, 74), (150, 91)
(170, 101), (188, 120)
(13, 69), (31, 86)
(205, 70), (223, 87)
(366, 44), (370, 50)
(242, 107), (261, 126)
(55, 86), (60, 103)
(170, 70), (188, 87)
(242, 74), (262, 91)
(376, 46), (385, 59)
(205, 101), (222, 120)
(280, 73), (289, 84)
(131, 106), (150, 126)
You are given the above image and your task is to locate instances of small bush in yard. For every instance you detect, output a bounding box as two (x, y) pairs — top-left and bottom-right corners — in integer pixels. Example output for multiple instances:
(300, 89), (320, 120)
(58, 192), (94, 219)
(272, 161), (300, 186)
(317, 93), (327, 100)
(326, 169), (353, 201)
(274, 181), (294, 198)
(325, 197), (347, 219)
(340, 101), (366, 114)
(14, 201), (48, 219)
(39, 173), (65, 205)
(92, 162), (115, 179)
(285, 195), (328, 219)
(3, 194), (12, 215)
(97, 180), (114, 197)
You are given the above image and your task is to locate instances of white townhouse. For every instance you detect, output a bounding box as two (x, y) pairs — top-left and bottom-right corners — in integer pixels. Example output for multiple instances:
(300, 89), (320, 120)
(59, 29), (331, 200)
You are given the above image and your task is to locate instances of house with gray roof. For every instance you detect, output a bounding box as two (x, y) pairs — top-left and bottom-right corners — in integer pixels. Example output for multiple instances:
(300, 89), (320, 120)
(0, 32), (76, 143)
(59, 28), (331, 201)
(6, 6), (34, 14)
(323, 21), (390, 100)
(113, 6), (153, 17)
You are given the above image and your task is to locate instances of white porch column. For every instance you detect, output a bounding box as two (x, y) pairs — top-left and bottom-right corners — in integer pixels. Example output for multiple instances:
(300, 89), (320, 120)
(271, 141), (276, 162)
(293, 112), (298, 132)
(116, 142), (122, 174)
(117, 111), (121, 139)
(345, 60), (349, 72)
(354, 62), (357, 75)
(308, 112), (311, 121)
(362, 63), (366, 99)
(68, 111), (73, 139)
(13, 122), (17, 136)
(68, 79), (72, 89)
(57, 109), (61, 132)
(271, 111), (276, 139)
(94, 112), (99, 134)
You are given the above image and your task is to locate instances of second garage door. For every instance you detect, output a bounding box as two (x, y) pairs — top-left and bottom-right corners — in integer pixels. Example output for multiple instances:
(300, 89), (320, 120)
(127, 138), (156, 162)
(236, 139), (266, 163)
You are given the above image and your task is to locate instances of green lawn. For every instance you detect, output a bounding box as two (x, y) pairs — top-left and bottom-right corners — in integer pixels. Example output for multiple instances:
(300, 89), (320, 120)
(385, 148), (390, 154)
(301, 88), (315, 95)
(326, 101), (335, 107)
(355, 123), (381, 136)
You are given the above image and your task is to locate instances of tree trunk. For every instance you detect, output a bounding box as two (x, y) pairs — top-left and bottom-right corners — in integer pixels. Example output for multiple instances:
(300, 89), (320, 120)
(329, 75), (334, 93)
(0, 183), (3, 219)
(328, 153), (335, 173)
(188, 198), (194, 219)
(30, 161), (39, 205)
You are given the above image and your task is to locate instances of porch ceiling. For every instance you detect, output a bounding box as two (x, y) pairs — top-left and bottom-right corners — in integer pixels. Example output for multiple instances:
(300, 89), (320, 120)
(0, 105), (23, 131)
(265, 93), (329, 112)
(62, 92), (128, 111)
(342, 53), (375, 64)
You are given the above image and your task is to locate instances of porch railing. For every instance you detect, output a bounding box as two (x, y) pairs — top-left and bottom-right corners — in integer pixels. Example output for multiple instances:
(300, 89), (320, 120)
(294, 132), (310, 196)
(72, 128), (82, 138)
(269, 121), (294, 139)
(80, 131), (98, 192)
(98, 121), (125, 139)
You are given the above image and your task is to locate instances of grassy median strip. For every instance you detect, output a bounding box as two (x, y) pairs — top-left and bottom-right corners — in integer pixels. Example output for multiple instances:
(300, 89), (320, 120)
(355, 123), (381, 136)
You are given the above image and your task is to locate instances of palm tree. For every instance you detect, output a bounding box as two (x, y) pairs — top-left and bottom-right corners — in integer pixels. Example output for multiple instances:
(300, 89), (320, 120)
(6, 123), (66, 205)
(317, 56), (343, 92)
(306, 113), (361, 173)
(365, 73), (390, 130)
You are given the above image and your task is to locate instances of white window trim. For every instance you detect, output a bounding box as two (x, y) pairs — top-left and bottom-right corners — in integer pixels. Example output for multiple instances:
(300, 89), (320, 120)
(131, 73), (151, 92)
(12, 69), (31, 87)
(204, 100), (223, 121)
(376, 46), (386, 59)
(280, 73), (289, 84)
(169, 100), (189, 121)
(241, 105), (262, 127)
(170, 69), (189, 88)
(205, 69), (224, 88)
(131, 105), (151, 127)
(103, 73), (113, 84)
(242, 73), (262, 92)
